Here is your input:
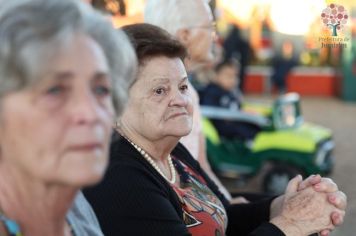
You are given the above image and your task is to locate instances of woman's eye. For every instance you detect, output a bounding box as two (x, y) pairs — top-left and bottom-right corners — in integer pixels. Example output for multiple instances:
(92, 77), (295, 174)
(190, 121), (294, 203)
(180, 84), (188, 92)
(46, 85), (64, 96)
(154, 87), (166, 95)
(94, 86), (111, 96)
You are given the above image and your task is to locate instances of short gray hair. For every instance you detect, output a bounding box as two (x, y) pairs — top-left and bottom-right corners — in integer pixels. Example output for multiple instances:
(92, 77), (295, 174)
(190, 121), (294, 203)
(0, 0), (136, 115)
(144, 0), (210, 36)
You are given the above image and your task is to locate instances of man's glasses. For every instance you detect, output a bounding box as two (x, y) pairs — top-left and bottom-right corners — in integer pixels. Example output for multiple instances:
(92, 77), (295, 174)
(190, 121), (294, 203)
(187, 22), (217, 32)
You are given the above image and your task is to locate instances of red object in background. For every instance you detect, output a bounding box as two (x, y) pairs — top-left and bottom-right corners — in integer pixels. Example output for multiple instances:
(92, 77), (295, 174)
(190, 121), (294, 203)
(286, 74), (337, 96)
(243, 68), (339, 96)
(243, 74), (265, 93)
(261, 37), (272, 48)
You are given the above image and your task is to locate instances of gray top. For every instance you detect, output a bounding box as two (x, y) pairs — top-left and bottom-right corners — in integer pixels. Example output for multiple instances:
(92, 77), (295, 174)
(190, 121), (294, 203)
(67, 191), (104, 236)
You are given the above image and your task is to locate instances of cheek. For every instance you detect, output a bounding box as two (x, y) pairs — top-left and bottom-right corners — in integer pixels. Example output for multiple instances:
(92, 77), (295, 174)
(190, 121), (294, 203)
(201, 32), (212, 48)
(223, 80), (231, 88)
(189, 33), (204, 55)
(100, 103), (115, 131)
(1, 116), (60, 177)
(186, 97), (194, 116)
(138, 97), (161, 121)
(0, 119), (25, 162)
(3, 112), (51, 153)
(193, 34), (213, 62)
(142, 106), (161, 124)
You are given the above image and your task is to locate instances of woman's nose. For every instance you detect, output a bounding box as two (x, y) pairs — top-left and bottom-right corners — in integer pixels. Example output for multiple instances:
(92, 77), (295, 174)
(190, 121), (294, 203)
(169, 90), (189, 107)
(70, 90), (100, 125)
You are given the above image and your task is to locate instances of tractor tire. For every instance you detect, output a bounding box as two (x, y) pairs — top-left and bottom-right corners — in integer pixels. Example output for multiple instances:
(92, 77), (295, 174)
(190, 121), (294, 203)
(262, 164), (302, 195)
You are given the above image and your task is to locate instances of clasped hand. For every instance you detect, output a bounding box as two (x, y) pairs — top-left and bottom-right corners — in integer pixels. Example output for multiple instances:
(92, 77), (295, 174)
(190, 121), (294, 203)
(270, 175), (346, 236)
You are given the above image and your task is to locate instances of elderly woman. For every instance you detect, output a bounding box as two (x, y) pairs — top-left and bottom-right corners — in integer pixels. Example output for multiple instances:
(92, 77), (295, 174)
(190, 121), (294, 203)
(0, 0), (136, 235)
(84, 23), (346, 236)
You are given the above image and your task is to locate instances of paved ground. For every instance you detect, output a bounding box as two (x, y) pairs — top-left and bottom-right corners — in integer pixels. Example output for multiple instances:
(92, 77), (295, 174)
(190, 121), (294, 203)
(220, 95), (356, 236)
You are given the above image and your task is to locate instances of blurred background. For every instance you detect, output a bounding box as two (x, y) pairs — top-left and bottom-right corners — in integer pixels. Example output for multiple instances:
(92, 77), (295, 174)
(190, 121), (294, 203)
(86, 0), (356, 235)
(86, 0), (356, 100)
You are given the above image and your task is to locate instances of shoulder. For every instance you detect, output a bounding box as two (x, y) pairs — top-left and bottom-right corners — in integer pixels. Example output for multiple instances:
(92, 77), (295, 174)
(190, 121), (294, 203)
(109, 132), (157, 176)
(67, 192), (104, 236)
(85, 133), (174, 206)
(202, 83), (225, 103)
(204, 83), (222, 94)
(108, 137), (164, 188)
(83, 140), (186, 235)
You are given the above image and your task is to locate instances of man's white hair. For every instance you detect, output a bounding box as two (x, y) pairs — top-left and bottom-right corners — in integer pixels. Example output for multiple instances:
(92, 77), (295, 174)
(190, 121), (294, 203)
(144, 0), (210, 36)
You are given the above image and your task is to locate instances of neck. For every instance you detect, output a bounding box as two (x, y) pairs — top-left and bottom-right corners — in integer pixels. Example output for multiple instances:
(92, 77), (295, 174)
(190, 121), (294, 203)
(184, 58), (197, 73)
(0, 164), (77, 236)
(184, 57), (206, 74)
(117, 120), (178, 162)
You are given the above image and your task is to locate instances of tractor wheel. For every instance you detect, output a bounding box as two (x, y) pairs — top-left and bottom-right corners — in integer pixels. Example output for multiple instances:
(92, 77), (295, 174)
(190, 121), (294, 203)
(262, 164), (302, 195)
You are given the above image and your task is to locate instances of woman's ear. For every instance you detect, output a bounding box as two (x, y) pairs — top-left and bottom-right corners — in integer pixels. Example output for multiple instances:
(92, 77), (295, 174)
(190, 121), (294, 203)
(176, 28), (191, 46)
(176, 28), (192, 61)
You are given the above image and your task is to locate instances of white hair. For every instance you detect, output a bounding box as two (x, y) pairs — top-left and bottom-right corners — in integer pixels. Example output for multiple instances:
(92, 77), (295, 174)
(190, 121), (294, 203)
(0, 0), (136, 115)
(144, 0), (210, 36)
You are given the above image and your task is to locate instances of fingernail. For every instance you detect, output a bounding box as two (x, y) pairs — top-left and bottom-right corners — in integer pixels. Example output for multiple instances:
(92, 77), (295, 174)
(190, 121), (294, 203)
(334, 217), (340, 224)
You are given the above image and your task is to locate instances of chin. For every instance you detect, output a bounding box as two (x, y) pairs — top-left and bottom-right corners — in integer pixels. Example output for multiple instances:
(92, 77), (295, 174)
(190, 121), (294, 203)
(82, 175), (104, 187)
(170, 127), (192, 138)
(58, 162), (108, 188)
(181, 127), (192, 136)
(66, 171), (106, 188)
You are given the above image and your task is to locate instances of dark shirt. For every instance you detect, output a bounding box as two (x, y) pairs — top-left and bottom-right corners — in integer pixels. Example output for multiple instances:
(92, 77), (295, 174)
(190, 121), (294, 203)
(271, 56), (298, 91)
(84, 132), (284, 236)
(201, 83), (260, 140)
(223, 25), (251, 91)
(202, 83), (242, 110)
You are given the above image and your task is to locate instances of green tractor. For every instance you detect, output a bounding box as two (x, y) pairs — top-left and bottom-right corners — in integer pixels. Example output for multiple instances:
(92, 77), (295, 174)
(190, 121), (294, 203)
(201, 93), (334, 194)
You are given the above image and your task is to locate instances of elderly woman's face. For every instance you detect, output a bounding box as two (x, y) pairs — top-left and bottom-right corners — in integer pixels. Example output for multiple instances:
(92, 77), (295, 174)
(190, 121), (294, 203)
(0, 34), (114, 186)
(125, 56), (193, 140)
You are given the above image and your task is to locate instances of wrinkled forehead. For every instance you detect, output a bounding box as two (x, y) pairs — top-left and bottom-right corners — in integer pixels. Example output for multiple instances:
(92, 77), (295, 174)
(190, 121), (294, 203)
(136, 56), (187, 84)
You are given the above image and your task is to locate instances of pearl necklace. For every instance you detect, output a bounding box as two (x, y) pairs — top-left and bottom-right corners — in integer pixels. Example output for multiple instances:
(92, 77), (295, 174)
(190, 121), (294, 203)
(121, 134), (176, 184)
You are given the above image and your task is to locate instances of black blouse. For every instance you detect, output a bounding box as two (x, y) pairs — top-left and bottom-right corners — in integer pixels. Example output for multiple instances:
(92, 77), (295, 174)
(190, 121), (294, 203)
(84, 132), (285, 236)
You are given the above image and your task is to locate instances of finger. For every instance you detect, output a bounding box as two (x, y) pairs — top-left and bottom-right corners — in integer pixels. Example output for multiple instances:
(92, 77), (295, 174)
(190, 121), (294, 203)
(298, 174), (321, 191)
(331, 210), (345, 226)
(285, 175), (303, 195)
(328, 191), (347, 210)
(230, 197), (249, 204)
(320, 229), (330, 236)
(313, 178), (338, 193)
